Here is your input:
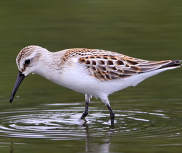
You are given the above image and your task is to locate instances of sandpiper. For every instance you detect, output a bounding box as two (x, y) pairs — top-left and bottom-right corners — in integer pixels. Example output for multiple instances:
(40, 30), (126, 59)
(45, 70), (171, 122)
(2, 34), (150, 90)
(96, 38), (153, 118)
(10, 45), (181, 126)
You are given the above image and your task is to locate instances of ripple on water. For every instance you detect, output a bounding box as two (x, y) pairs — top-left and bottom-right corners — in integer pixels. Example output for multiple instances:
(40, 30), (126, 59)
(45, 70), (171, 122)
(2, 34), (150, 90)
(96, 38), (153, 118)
(0, 102), (182, 140)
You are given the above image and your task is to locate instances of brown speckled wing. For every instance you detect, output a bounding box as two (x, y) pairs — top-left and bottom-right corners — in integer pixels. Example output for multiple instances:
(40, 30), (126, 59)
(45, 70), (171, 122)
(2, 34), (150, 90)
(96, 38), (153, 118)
(78, 51), (173, 81)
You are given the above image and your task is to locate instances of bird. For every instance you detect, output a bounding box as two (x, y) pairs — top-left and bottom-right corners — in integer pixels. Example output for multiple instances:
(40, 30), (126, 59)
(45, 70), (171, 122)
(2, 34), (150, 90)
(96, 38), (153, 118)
(10, 45), (181, 126)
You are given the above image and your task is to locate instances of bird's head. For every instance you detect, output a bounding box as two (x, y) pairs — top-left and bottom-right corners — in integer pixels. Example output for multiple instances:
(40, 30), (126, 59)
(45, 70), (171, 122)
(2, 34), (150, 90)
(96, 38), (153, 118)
(10, 45), (47, 103)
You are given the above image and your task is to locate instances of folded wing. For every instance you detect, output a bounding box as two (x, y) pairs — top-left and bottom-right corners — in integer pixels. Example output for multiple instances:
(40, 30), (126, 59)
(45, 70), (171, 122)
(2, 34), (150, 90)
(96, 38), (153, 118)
(78, 53), (181, 81)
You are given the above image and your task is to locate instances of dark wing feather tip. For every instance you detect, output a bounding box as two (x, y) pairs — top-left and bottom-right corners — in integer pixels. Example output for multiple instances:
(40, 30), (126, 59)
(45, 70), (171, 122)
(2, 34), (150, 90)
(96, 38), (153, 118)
(159, 60), (181, 69)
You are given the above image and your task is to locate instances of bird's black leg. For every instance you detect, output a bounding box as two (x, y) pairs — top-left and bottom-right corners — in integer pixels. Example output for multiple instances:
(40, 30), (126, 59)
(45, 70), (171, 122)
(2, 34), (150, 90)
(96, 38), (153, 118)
(81, 94), (91, 120)
(101, 98), (115, 127)
(106, 104), (115, 127)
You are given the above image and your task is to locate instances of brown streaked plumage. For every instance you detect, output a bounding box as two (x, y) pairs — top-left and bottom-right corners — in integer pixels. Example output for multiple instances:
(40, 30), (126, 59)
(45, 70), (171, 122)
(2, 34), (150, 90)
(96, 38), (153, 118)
(76, 50), (174, 81)
(16, 45), (43, 72)
(16, 46), (36, 66)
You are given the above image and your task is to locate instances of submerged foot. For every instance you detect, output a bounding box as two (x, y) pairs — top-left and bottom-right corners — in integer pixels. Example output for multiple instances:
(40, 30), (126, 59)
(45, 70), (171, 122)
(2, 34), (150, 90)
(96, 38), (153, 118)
(82, 118), (88, 122)
(110, 120), (115, 129)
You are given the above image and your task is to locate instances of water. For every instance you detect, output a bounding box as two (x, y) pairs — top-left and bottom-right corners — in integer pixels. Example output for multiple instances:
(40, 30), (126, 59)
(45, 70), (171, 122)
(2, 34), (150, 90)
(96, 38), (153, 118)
(0, 0), (182, 152)
(0, 100), (182, 152)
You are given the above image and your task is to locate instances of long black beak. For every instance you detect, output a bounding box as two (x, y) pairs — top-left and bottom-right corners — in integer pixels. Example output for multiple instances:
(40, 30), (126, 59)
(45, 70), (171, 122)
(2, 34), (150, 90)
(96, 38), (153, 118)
(10, 71), (25, 103)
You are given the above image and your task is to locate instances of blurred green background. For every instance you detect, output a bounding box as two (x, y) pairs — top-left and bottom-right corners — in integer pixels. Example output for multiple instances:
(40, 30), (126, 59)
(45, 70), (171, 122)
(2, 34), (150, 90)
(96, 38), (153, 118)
(1, 0), (182, 103)
(0, 0), (182, 153)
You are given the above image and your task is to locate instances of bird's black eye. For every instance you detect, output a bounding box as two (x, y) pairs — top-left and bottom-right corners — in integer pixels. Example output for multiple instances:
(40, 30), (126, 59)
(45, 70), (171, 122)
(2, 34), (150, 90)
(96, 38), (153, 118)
(25, 59), (30, 65)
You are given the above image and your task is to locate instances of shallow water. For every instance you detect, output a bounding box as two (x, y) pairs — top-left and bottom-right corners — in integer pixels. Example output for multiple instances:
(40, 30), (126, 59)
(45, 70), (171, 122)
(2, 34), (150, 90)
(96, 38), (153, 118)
(0, 98), (182, 152)
(0, 0), (182, 152)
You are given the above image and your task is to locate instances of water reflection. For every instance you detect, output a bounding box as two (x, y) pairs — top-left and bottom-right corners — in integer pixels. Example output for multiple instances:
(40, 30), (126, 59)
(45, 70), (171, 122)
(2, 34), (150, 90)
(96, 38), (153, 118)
(82, 124), (111, 153)
(0, 101), (181, 139)
(7, 126), (112, 153)
(10, 143), (14, 153)
(0, 101), (182, 153)
(0, 107), (113, 140)
(4, 93), (182, 151)
(0, 103), (178, 140)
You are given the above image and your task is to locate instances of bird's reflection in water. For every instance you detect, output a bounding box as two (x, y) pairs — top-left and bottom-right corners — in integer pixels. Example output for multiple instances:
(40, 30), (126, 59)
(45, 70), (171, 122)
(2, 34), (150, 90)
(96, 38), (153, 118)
(83, 123), (113, 153)
(8, 124), (113, 153)
(10, 143), (14, 153)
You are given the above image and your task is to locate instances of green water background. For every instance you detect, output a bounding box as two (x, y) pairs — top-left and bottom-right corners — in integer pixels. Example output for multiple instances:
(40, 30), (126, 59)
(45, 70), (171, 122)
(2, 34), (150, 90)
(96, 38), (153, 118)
(0, 0), (182, 152)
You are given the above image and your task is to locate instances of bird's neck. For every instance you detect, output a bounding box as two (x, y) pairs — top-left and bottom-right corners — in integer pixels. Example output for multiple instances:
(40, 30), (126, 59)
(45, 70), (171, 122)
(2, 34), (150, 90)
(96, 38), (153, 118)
(35, 50), (66, 82)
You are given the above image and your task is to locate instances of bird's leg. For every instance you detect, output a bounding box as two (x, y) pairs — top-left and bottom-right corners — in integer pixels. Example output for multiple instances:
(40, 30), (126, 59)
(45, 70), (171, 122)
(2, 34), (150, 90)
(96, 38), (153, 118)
(80, 94), (91, 120)
(106, 104), (115, 127)
(101, 98), (115, 127)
